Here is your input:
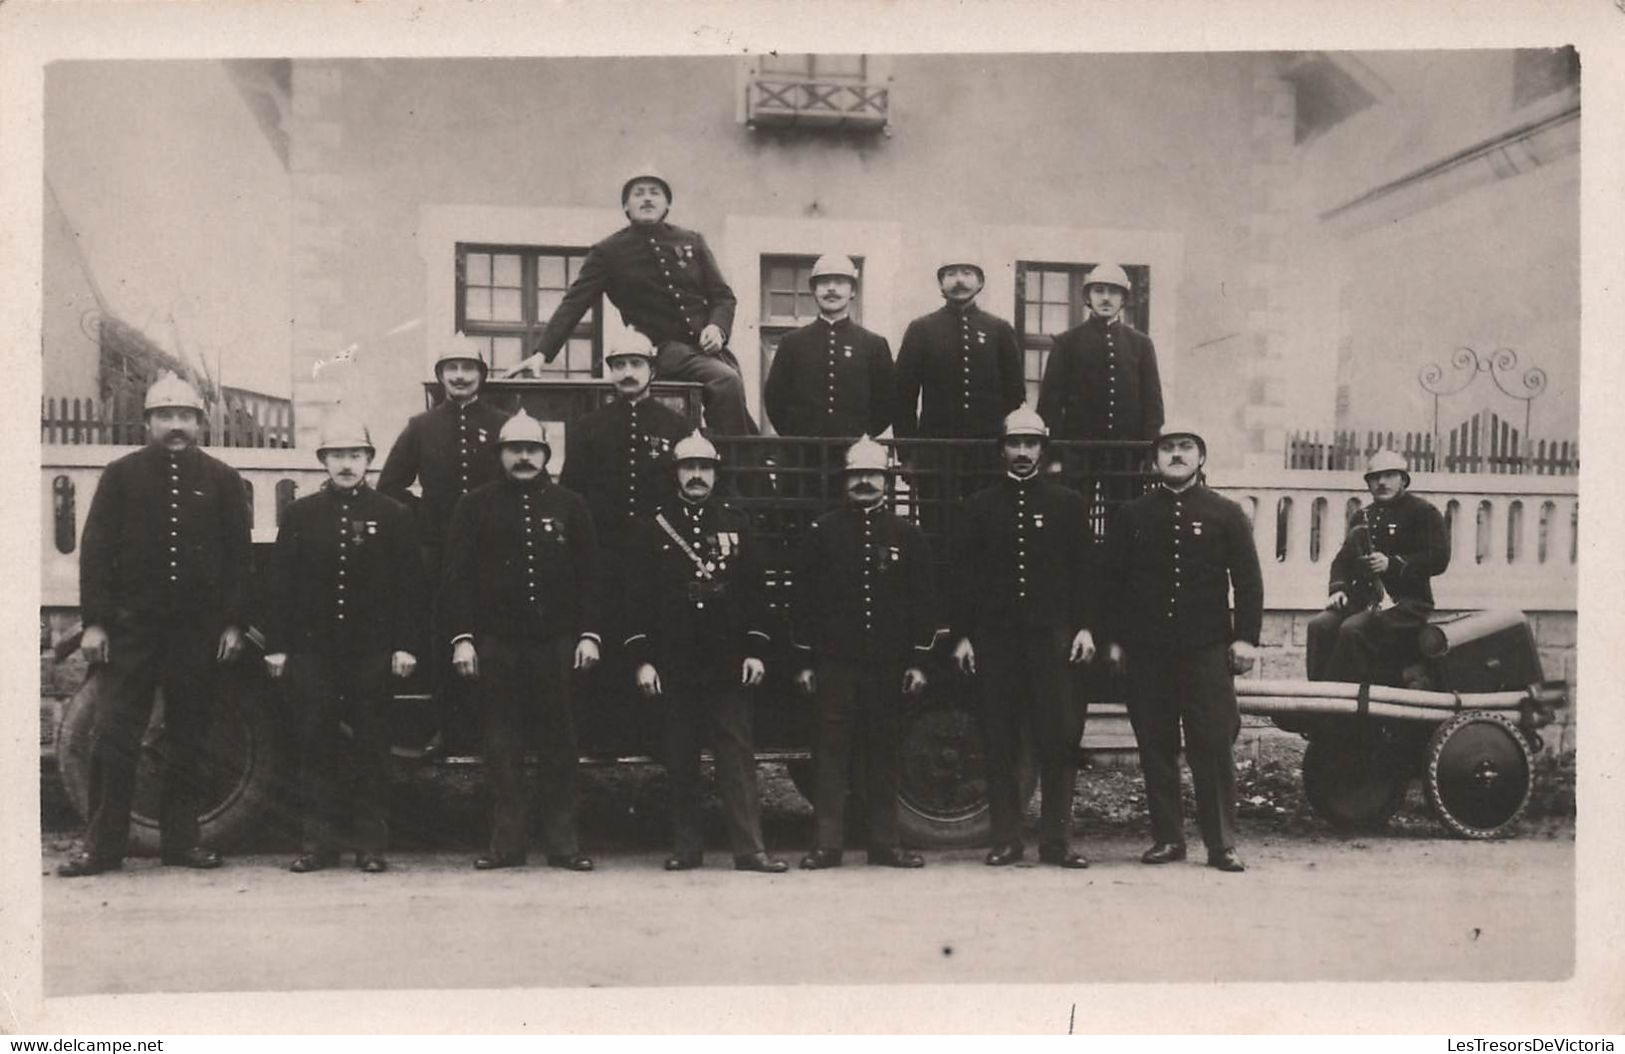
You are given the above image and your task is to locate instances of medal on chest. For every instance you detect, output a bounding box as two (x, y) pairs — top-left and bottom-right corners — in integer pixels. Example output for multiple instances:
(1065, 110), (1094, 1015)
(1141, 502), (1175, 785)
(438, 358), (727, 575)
(1192, 520), (1204, 537)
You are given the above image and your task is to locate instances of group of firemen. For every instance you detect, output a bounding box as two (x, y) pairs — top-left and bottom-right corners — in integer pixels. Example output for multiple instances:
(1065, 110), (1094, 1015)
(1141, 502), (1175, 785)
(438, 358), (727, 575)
(58, 167), (1450, 880)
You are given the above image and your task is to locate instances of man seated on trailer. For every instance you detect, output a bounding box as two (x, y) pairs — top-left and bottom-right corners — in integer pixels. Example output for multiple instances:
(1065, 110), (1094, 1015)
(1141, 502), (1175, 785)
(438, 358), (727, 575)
(1306, 450), (1450, 686)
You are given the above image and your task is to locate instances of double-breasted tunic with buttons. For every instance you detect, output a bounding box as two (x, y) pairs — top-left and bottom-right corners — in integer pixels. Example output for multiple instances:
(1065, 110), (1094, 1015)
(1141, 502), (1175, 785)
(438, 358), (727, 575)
(763, 316), (895, 438)
(378, 396), (510, 562)
(559, 396), (690, 554)
(953, 475), (1098, 851)
(792, 503), (939, 851)
(265, 483), (424, 856)
(442, 476), (602, 860)
(1101, 482), (1264, 853)
(529, 223), (737, 364)
(1307, 491), (1450, 683)
(894, 303), (1026, 439)
(623, 498), (775, 858)
(1037, 315), (1165, 442)
(77, 443), (253, 860)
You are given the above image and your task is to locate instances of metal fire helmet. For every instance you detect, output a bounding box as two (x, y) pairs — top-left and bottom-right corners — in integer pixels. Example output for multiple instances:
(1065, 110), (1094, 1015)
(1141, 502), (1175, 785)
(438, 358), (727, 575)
(1155, 421), (1207, 457)
(498, 409), (550, 452)
(935, 257), (985, 284)
(1002, 405), (1050, 440)
(143, 371), (205, 414)
(604, 329), (657, 363)
(620, 166), (673, 205)
(1083, 263), (1132, 295)
(433, 345), (489, 377)
(673, 429), (720, 464)
(809, 254), (861, 287)
(315, 411), (375, 457)
(1364, 449), (1411, 482)
(843, 434), (892, 474)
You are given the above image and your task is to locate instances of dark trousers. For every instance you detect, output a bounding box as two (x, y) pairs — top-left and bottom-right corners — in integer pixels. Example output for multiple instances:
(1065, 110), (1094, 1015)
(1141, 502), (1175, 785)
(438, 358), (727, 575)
(286, 651), (392, 855)
(84, 613), (217, 859)
(1306, 603), (1431, 684)
(1125, 641), (1239, 852)
(811, 657), (904, 851)
(662, 680), (766, 858)
(478, 634), (580, 858)
(656, 340), (759, 436)
(976, 627), (1085, 850)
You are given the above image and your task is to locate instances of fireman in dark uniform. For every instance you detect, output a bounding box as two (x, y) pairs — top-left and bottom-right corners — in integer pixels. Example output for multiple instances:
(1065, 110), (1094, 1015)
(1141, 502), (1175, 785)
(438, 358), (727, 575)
(60, 373), (252, 876)
(1306, 450), (1450, 685)
(264, 413), (424, 873)
(559, 330), (690, 557)
(951, 407), (1097, 868)
(513, 167), (757, 435)
(1037, 263), (1164, 508)
(1101, 423), (1262, 873)
(793, 437), (937, 870)
(622, 432), (789, 873)
(763, 254), (895, 439)
(378, 346), (508, 749)
(442, 411), (602, 871)
(894, 256), (1026, 440)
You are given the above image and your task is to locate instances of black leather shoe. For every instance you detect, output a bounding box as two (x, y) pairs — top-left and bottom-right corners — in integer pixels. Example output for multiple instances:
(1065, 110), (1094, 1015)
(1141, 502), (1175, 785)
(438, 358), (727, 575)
(547, 853), (594, 872)
(1207, 848), (1246, 873)
(734, 851), (789, 873)
(984, 842), (1025, 866)
(289, 852), (339, 873)
(665, 854), (702, 871)
(867, 847), (924, 868)
(799, 848), (843, 870)
(161, 847), (223, 869)
(1038, 845), (1090, 869)
(474, 852), (526, 870)
(56, 852), (121, 878)
(357, 855), (388, 874)
(1140, 842), (1187, 865)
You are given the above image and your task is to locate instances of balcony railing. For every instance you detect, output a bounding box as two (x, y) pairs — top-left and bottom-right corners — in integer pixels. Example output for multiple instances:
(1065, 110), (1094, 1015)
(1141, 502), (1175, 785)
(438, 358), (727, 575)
(745, 76), (890, 131)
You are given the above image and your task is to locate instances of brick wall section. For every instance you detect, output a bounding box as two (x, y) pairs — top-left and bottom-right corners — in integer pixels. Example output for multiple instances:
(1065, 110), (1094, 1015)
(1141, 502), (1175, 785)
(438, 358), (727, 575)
(288, 62), (348, 450)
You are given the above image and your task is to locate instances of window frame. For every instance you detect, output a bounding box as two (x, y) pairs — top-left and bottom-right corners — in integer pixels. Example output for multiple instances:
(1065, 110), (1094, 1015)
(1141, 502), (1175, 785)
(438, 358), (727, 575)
(454, 241), (603, 375)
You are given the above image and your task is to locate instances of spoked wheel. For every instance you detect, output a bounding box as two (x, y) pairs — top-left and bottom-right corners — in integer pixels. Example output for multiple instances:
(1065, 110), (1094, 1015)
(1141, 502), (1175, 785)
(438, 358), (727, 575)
(1301, 722), (1419, 832)
(1424, 710), (1533, 839)
(895, 706), (1035, 848)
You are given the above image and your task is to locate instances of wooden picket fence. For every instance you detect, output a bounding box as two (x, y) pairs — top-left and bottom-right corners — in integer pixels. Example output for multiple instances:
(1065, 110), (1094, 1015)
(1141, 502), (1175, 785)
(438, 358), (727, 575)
(41, 388), (295, 448)
(1286, 411), (1577, 476)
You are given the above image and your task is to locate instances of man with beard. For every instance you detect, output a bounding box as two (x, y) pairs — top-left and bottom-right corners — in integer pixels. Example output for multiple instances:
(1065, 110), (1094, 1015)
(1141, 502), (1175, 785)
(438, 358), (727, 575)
(60, 372), (252, 876)
(763, 254), (894, 439)
(792, 436), (937, 870)
(1305, 450), (1449, 685)
(264, 412), (423, 874)
(621, 431), (788, 873)
(511, 167), (757, 435)
(1101, 423), (1262, 873)
(442, 410), (601, 872)
(894, 256), (1025, 441)
(951, 407), (1097, 868)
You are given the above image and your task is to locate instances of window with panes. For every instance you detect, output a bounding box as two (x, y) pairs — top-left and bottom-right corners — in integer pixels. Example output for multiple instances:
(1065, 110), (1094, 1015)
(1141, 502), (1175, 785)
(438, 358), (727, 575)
(455, 243), (600, 375)
(758, 253), (864, 389)
(1013, 262), (1151, 405)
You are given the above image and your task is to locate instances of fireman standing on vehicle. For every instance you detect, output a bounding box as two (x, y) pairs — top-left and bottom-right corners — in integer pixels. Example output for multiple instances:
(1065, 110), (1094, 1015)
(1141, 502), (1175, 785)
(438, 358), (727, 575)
(951, 407), (1097, 868)
(621, 432), (789, 873)
(763, 254), (895, 439)
(442, 410), (602, 872)
(60, 372), (252, 877)
(263, 413), (424, 874)
(792, 436), (938, 870)
(894, 256), (1026, 440)
(511, 167), (758, 436)
(1306, 450), (1450, 685)
(1101, 423), (1262, 873)
(1037, 263), (1164, 444)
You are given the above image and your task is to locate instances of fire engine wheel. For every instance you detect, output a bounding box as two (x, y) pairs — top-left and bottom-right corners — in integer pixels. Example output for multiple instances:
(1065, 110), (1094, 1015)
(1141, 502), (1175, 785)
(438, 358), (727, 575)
(55, 667), (288, 855)
(1424, 710), (1533, 839)
(1301, 726), (1416, 832)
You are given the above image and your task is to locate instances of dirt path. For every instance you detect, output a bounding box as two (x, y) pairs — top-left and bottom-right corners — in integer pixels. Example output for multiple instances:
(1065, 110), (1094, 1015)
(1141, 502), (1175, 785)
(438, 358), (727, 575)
(41, 830), (1573, 995)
